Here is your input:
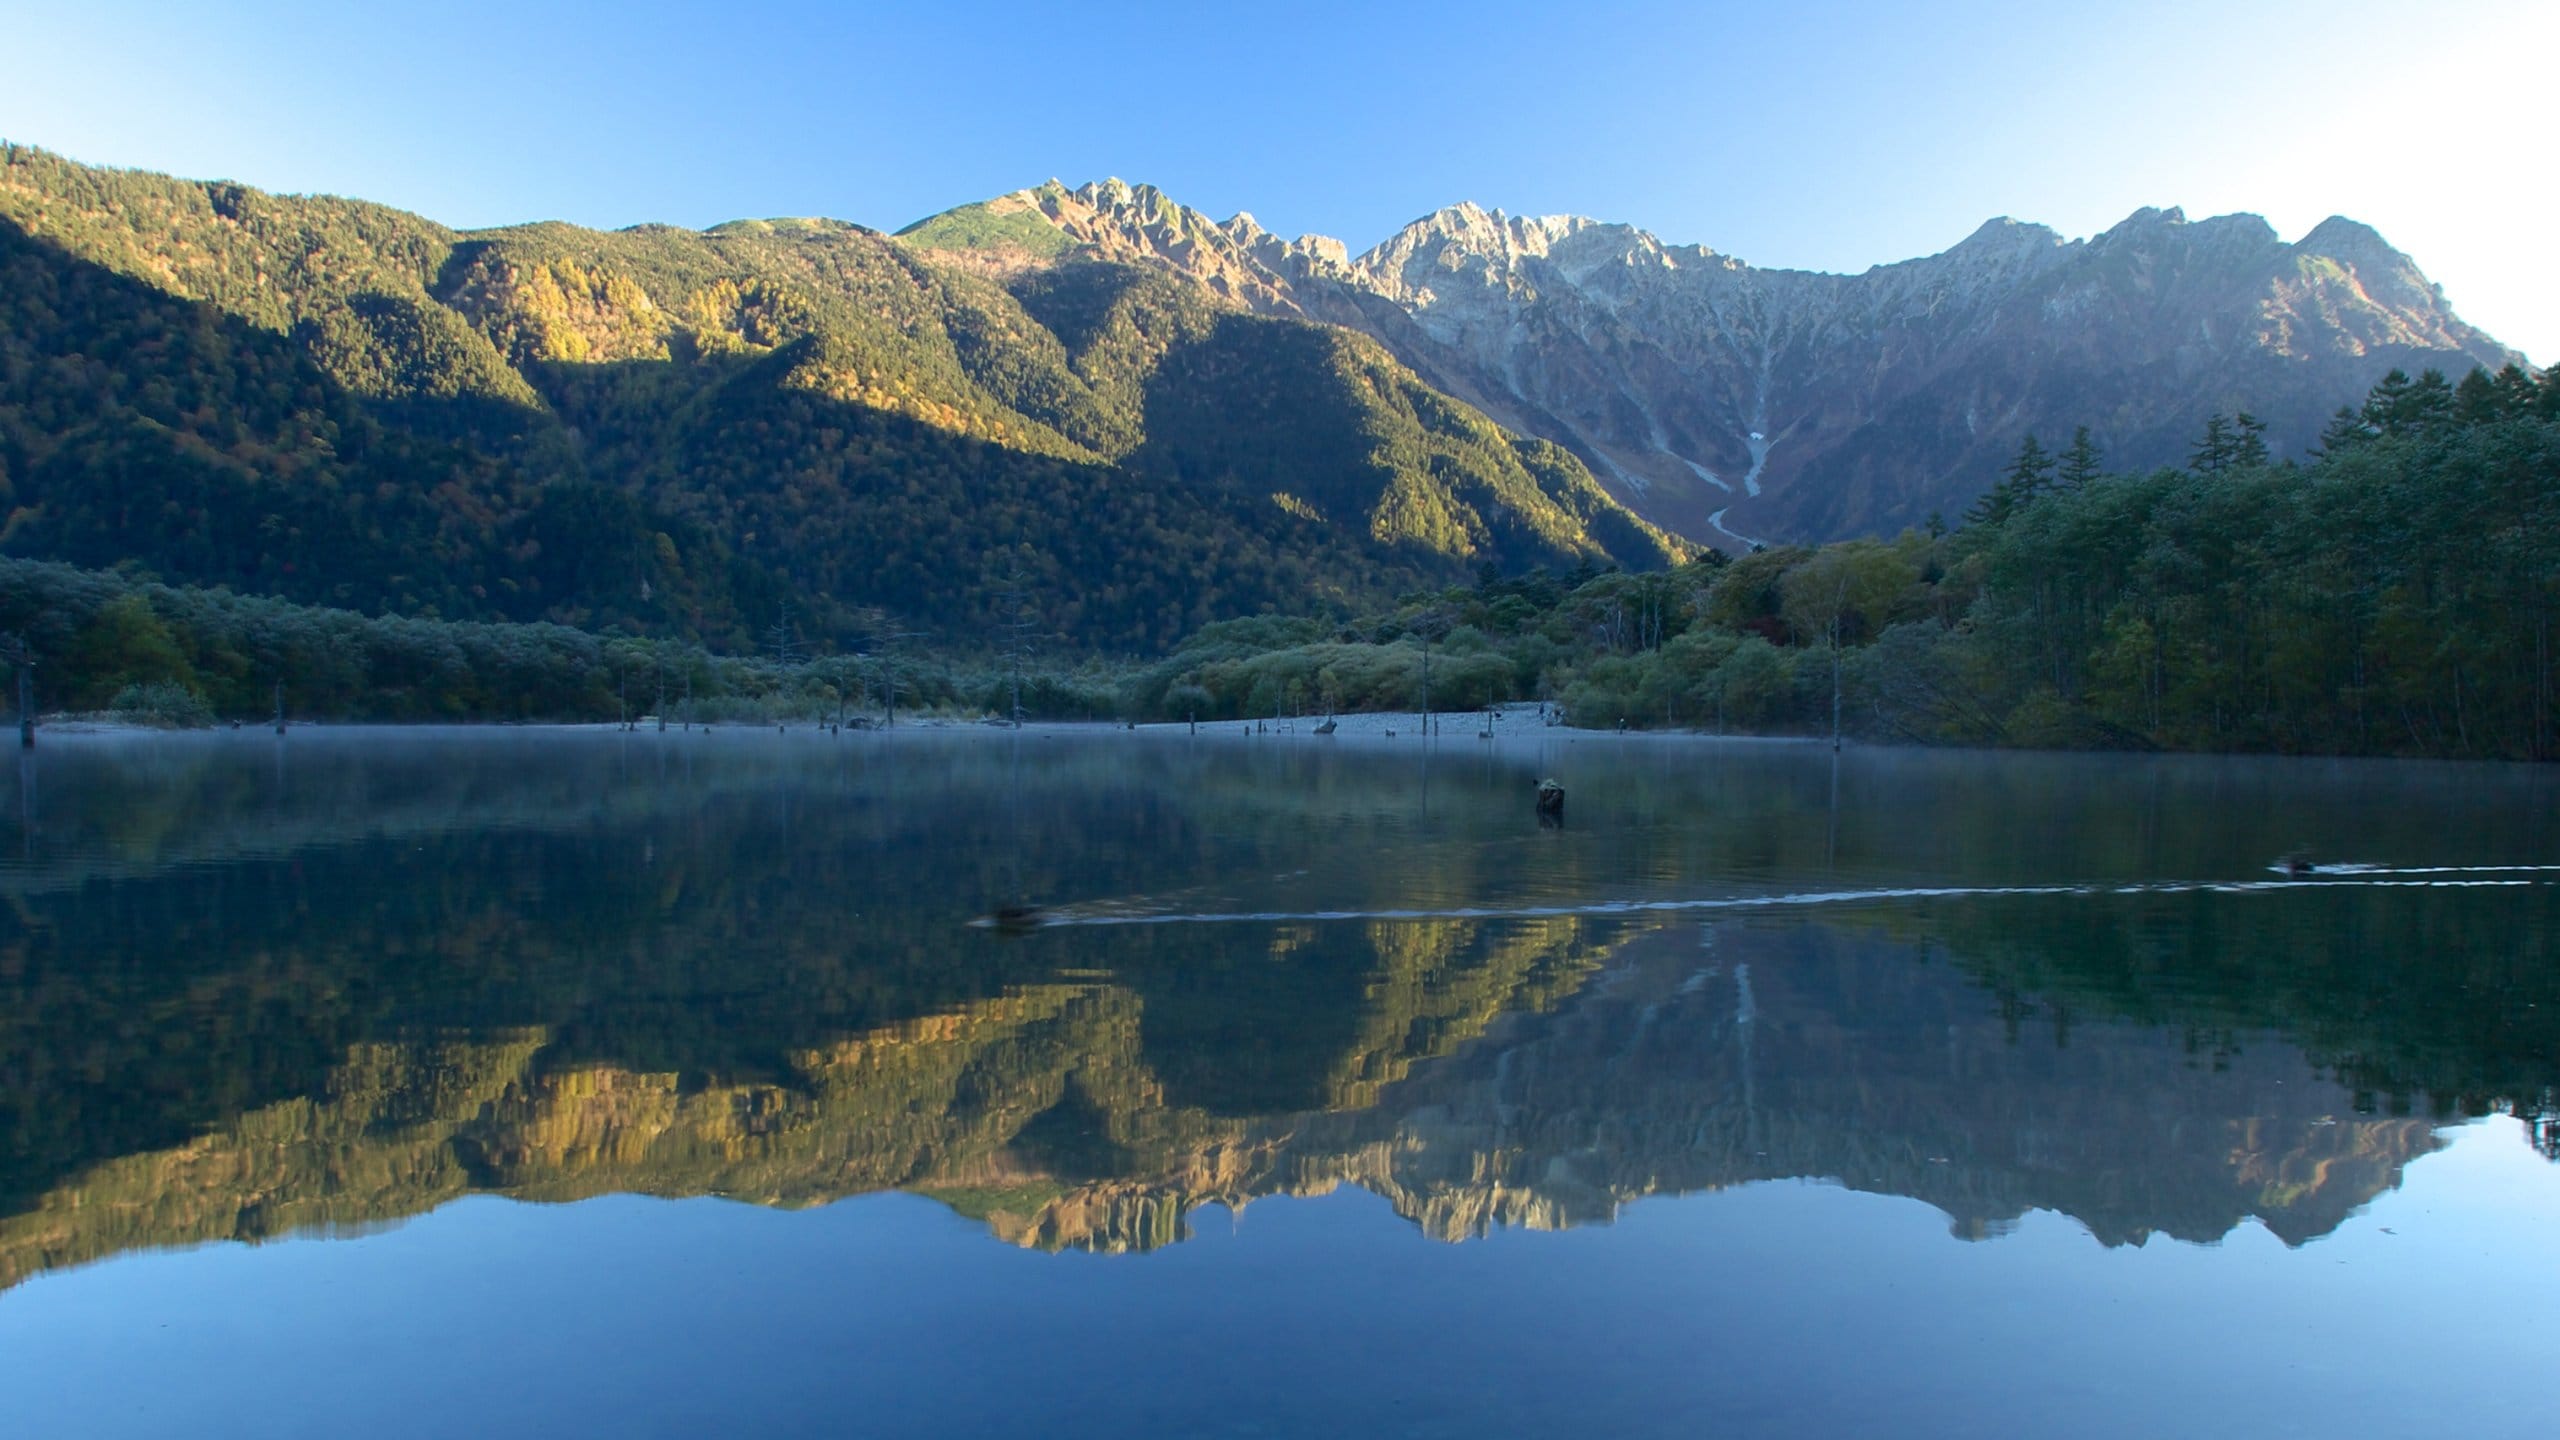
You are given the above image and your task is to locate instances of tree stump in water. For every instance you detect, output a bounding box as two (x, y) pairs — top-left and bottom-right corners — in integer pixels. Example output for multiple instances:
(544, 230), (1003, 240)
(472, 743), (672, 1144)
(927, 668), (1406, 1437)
(1535, 779), (1566, 817)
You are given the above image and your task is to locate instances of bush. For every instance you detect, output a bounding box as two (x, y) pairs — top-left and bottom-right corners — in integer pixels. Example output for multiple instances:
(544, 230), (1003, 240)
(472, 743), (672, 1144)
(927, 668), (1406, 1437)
(109, 681), (215, 728)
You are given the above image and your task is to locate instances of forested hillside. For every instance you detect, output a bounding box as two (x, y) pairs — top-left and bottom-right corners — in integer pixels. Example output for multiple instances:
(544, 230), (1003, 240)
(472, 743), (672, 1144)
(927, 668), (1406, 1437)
(1136, 367), (2560, 761)
(8, 363), (2550, 760)
(0, 146), (1679, 654)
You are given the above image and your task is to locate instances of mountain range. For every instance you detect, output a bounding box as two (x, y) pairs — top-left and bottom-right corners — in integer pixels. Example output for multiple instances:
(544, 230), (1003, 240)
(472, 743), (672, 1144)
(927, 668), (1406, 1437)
(0, 145), (1675, 651)
(0, 143), (2522, 649)
(900, 179), (2521, 544)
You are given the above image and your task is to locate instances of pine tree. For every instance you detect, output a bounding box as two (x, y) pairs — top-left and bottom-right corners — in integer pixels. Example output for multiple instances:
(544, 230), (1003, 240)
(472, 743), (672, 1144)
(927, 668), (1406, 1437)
(1962, 480), (2015, 529)
(2361, 369), (2415, 436)
(2314, 405), (2372, 457)
(2232, 412), (2270, 468)
(2404, 368), (2456, 432)
(2491, 363), (2538, 420)
(2006, 433), (2057, 493)
(2058, 426), (2104, 488)
(2188, 413), (2237, 473)
(2453, 365), (2504, 425)
(1965, 433), (2058, 527)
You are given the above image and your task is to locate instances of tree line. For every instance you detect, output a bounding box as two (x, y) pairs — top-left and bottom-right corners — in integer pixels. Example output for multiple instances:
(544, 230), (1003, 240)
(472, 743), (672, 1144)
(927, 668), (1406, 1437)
(0, 556), (1122, 727)
(10, 360), (2550, 761)
(1134, 363), (2560, 761)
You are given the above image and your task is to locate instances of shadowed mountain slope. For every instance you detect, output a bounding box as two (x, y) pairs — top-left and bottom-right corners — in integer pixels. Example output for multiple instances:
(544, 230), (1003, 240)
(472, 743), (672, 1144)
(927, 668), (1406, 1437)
(0, 146), (1679, 651)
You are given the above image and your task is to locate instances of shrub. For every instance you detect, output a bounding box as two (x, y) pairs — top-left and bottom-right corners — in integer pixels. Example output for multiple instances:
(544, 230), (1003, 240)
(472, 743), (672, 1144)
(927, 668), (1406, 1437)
(109, 681), (215, 728)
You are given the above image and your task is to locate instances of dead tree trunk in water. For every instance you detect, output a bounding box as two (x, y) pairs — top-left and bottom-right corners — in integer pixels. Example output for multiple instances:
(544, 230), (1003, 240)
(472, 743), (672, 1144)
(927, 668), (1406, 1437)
(6, 633), (33, 748)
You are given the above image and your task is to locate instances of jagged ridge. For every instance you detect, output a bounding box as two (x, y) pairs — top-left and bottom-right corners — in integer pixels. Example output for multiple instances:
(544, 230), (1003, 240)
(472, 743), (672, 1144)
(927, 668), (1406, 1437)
(901, 182), (2522, 546)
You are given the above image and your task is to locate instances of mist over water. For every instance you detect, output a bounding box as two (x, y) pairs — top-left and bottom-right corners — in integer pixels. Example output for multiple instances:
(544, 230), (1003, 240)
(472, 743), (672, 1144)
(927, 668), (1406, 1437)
(2, 728), (2555, 1437)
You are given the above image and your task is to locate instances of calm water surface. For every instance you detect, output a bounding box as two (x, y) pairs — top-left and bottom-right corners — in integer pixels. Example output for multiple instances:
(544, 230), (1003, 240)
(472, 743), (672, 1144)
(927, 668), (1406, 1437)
(1, 726), (2555, 1438)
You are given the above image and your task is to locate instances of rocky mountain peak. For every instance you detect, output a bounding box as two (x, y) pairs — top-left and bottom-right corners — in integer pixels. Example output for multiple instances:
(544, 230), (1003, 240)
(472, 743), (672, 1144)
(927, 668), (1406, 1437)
(1950, 216), (2066, 257)
(896, 177), (2520, 547)
(1381, 203), (1595, 260)
(2296, 214), (2411, 272)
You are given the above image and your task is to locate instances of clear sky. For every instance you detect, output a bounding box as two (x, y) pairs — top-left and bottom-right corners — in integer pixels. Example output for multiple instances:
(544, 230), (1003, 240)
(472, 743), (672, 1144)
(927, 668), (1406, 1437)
(2, 0), (2551, 361)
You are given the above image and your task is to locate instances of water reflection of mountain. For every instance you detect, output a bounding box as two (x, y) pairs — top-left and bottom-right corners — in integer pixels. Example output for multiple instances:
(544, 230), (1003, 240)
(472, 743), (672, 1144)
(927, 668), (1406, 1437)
(0, 912), (1612, 1288)
(1267, 924), (2440, 1249)
(2, 733), (2552, 1286)
(0, 916), (2452, 1287)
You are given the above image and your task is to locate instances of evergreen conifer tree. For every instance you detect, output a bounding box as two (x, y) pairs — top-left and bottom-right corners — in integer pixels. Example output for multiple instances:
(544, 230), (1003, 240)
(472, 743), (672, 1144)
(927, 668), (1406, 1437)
(2314, 405), (2372, 457)
(2232, 412), (2270, 468)
(2188, 413), (2237, 473)
(2454, 366), (2504, 425)
(2361, 369), (2415, 436)
(2490, 363), (2538, 419)
(2058, 426), (2104, 488)
(2006, 432), (2057, 492)
(1965, 433), (2058, 527)
(2403, 368), (2456, 432)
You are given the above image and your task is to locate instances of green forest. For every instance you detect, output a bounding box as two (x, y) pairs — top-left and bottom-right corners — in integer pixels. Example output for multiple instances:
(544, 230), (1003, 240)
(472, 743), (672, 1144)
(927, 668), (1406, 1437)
(0, 554), (1130, 726)
(0, 144), (1678, 656)
(6, 364), (2555, 760)
(1131, 364), (2560, 761)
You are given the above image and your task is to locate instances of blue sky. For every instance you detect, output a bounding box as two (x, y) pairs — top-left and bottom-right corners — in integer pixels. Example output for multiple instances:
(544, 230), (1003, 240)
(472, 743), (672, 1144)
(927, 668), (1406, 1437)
(3, 0), (2551, 360)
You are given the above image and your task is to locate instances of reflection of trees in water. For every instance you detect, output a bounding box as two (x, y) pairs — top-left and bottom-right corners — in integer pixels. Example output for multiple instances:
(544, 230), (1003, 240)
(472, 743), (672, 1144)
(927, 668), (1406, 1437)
(1845, 887), (2560, 1140)
(1283, 923), (2451, 1248)
(0, 914), (1615, 1285)
(0, 733), (2553, 1283)
(0, 912), (2480, 1286)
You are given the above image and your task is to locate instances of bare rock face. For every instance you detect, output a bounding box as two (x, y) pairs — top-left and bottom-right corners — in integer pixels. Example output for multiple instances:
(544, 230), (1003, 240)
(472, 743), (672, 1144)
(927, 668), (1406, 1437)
(902, 185), (2523, 547)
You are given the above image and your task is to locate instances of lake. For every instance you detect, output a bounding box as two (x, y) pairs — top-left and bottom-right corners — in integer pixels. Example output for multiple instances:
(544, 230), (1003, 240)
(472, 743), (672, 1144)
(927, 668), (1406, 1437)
(2, 725), (2555, 1438)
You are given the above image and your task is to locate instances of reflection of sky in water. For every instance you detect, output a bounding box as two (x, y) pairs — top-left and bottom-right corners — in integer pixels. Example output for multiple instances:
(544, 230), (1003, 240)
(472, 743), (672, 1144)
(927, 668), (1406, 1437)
(0, 729), (2555, 1436)
(5, 1118), (2552, 1440)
